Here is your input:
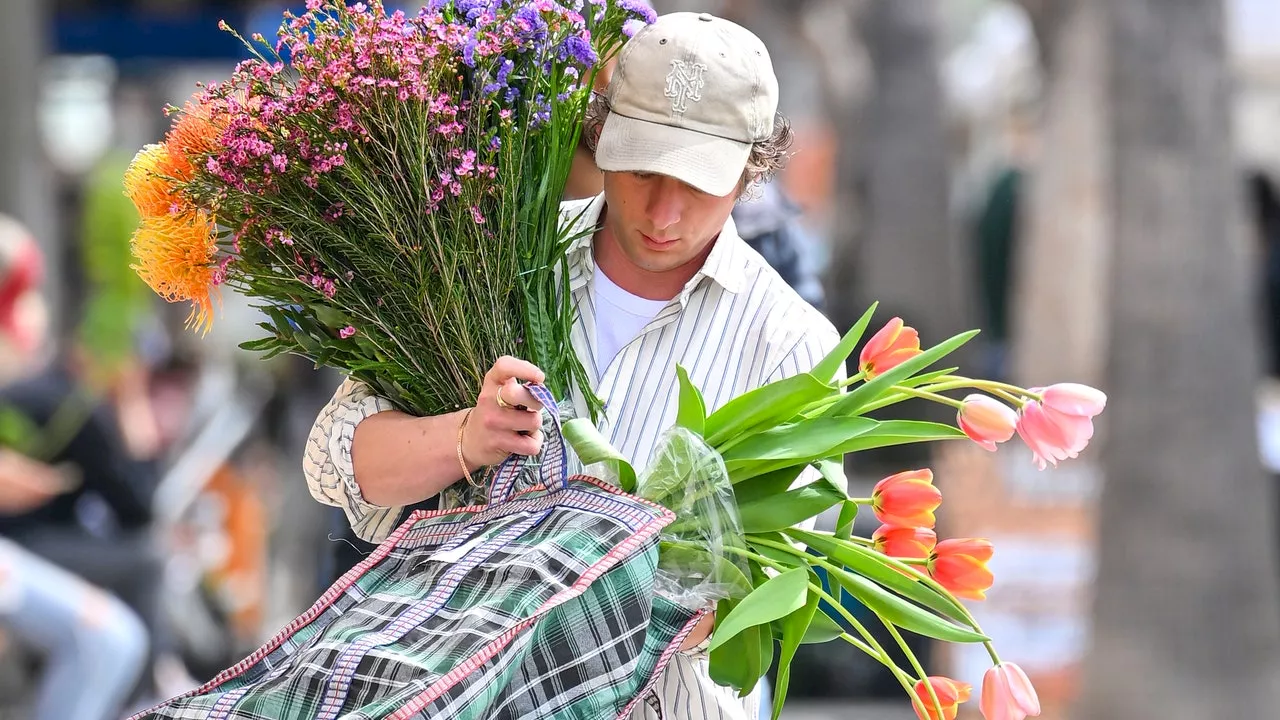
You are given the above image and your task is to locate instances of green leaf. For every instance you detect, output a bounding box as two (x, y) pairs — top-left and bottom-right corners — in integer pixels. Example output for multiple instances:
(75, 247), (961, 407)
(801, 607), (846, 644)
(732, 465), (804, 503)
(675, 365), (706, 436)
(720, 416), (879, 467)
(238, 337), (277, 353)
(900, 367), (959, 389)
(785, 528), (972, 626)
(753, 622), (775, 698)
(824, 564), (988, 643)
(709, 606), (763, 693)
(772, 580), (822, 719)
(827, 330), (979, 418)
(828, 421), (967, 456)
(737, 482), (844, 533)
(561, 418), (637, 492)
(704, 372), (835, 447)
(815, 458), (848, 495)
(834, 500), (859, 540)
(812, 302), (877, 384)
(709, 567), (809, 652)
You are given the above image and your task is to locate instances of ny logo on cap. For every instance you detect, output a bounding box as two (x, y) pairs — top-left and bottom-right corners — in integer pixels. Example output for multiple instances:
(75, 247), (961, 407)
(664, 59), (707, 116)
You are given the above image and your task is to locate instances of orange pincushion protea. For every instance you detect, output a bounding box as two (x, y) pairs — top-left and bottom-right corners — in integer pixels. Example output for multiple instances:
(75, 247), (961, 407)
(164, 99), (225, 180)
(130, 210), (220, 334)
(123, 144), (183, 218)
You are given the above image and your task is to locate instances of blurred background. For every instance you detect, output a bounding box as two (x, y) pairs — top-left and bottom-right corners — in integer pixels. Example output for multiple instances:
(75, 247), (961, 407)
(0, 0), (1278, 718)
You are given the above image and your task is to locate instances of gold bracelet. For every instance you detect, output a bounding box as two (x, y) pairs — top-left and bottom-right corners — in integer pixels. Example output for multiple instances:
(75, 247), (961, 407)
(457, 408), (482, 487)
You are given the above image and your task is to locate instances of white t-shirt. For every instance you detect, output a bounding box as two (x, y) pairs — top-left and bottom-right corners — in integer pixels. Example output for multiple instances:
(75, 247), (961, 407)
(592, 262), (668, 376)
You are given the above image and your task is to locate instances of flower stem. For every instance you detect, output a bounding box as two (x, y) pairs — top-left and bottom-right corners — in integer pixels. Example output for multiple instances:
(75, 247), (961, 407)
(889, 385), (965, 410)
(881, 618), (945, 719)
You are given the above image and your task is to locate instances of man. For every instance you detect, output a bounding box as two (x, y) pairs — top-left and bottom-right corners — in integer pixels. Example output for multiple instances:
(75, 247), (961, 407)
(304, 13), (840, 719)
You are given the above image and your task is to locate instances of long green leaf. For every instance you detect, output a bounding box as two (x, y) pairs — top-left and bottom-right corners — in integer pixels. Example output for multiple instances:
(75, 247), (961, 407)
(737, 482), (844, 533)
(709, 601), (763, 692)
(730, 421), (964, 479)
(834, 499), (858, 540)
(704, 372), (836, 447)
(811, 302), (878, 384)
(829, 421), (966, 455)
(675, 365), (706, 436)
(815, 458), (848, 495)
(732, 465), (804, 503)
(772, 580), (822, 719)
(824, 564), (988, 643)
(826, 330), (978, 418)
(785, 528), (971, 625)
(561, 418), (636, 492)
(753, 622), (775, 699)
(720, 416), (879, 465)
(801, 607), (846, 644)
(709, 567), (809, 652)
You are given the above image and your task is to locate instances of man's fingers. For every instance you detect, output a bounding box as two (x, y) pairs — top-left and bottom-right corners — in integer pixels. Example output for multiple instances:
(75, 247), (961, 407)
(499, 379), (543, 413)
(504, 428), (543, 457)
(485, 356), (545, 386)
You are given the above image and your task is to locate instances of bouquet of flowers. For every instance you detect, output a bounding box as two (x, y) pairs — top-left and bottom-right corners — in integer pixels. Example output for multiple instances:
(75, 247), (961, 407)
(125, 0), (655, 418)
(567, 305), (1099, 720)
(123, 3), (1098, 719)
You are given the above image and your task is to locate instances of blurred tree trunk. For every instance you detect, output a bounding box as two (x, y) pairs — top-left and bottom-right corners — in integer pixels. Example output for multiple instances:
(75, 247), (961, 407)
(0, 0), (60, 336)
(1076, 0), (1280, 717)
(847, 0), (959, 348)
(1010, 0), (1111, 389)
(828, 0), (961, 471)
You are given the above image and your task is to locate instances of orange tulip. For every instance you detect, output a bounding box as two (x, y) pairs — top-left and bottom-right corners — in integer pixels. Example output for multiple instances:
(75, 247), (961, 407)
(872, 469), (942, 529)
(981, 662), (1041, 720)
(957, 394), (1018, 452)
(873, 525), (937, 559)
(859, 317), (922, 379)
(912, 675), (973, 720)
(928, 538), (994, 600)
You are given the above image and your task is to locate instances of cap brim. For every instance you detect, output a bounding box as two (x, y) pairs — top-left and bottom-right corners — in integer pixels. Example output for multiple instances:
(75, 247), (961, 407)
(595, 112), (749, 197)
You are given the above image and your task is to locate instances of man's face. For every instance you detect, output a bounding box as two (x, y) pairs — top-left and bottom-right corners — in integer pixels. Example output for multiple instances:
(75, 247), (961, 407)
(600, 170), (739, 276)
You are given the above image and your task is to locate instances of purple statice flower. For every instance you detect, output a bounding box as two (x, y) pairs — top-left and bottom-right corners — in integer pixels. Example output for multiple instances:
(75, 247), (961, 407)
(618, 0), (657, 24)
(557, 35), (597, 67)
(462, 35), (478, 66)
(511, 5), (548, 46)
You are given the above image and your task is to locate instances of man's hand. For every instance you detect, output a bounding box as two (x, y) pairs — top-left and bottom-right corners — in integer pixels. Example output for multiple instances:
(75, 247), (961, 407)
(460, 356), (548, 469)
(679, 612), (716, 651)
(0, 450), (74, 514)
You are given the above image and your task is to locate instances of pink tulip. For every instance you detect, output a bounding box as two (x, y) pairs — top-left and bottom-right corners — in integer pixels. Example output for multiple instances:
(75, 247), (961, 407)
(1040, 383), (1106, 417)
(1016, 383), (1106, 469)
(957, 394), (1018, 451)
(981, 663), (1041, 720)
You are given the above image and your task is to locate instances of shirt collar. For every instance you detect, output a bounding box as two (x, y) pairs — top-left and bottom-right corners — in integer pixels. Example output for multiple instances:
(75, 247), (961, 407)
(564, 193), (748, 298)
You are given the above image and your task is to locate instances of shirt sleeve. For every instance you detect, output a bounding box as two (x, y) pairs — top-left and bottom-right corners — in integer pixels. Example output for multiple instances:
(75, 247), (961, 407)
(303, 376), (404, 543)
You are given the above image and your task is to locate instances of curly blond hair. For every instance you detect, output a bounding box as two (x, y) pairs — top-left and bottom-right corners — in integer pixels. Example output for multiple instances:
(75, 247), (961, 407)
(581, 92), (793, 199)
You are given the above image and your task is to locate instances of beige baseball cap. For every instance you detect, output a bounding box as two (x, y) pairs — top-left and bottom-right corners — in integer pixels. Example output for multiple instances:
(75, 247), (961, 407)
(594, 12), (779, 197)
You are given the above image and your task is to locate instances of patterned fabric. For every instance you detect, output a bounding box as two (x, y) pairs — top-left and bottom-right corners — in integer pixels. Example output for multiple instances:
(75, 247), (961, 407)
(132, 393), (702, 720)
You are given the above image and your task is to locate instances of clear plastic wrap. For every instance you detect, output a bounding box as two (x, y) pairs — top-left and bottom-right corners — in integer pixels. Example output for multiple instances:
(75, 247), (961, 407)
(636, 427), (752, 610)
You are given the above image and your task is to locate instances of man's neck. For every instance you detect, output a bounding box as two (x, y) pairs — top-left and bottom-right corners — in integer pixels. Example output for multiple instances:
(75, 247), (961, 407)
(592, 205), (715, 301)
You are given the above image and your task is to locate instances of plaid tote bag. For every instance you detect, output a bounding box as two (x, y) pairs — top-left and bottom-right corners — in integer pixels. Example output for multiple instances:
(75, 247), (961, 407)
(130, 386), (704, 720)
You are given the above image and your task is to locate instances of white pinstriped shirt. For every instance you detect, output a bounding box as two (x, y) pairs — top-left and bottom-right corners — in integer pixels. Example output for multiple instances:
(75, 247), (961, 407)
(303, 193), (841, 720)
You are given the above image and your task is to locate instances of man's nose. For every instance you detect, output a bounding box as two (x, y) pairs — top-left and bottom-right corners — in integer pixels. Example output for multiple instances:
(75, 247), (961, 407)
(647, 179), (683, 231)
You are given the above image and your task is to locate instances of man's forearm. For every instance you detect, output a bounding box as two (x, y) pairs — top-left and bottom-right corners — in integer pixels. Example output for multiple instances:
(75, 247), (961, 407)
(351, 408), (475, 507)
